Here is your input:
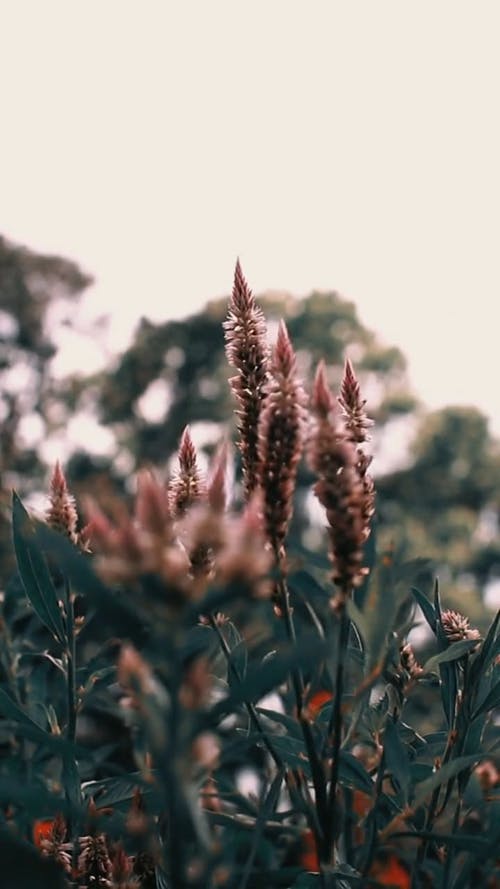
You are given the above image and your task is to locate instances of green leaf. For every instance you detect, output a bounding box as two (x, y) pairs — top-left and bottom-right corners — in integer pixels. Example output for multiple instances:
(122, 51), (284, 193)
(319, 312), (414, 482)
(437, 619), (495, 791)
(384, 717), (410, 800)
(228, 641), (248, 688)
(12, 492), (66, 645)
(0, 687), (71, 754)
(473, 678), (500, 717)
(288, 570), (329, 601)
(81, 772), (158, 809)
(338, 751), (374, 795)
(413, 753), (490, 804)
(423, 639), (480, 674)
(213, 638), (328, 715)
(411, 586), (436, 635)
(256, 707), (303, 741)
(34, 522), (148, 646)
(470, 609), (500, 685)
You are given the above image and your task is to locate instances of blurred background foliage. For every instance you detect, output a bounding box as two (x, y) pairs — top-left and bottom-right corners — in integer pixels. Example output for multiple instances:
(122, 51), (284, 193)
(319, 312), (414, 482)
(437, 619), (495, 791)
(2, 233), (500, 625)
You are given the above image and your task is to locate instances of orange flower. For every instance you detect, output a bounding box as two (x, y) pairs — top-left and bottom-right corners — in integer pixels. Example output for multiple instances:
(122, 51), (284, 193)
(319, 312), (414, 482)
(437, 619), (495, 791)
(368, 852), (411, 888)
(33, 818), (56, 847)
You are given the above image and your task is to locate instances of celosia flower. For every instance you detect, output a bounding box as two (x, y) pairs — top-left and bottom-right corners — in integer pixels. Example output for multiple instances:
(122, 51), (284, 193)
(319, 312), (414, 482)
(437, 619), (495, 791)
(338, 359), (375, 547)
(441, 609), (481, 644)
(257, 321), (306, 560)
(134, 468), (171, 537)
(216, 492), (273, 599)
(207, 440), (231, 513)
(110, 843), (140, 888)
(84, 484), (189, 592)
(36, 813), (72, 874)
(77, 834), (112, 887)
(338, 358), (374, 445)
(400, 642), (424, 682)
(168, 426), (206, 518)
(224, 259), (269, 499)
(46, 461), (79, 545)
(308, 361), (367, 602)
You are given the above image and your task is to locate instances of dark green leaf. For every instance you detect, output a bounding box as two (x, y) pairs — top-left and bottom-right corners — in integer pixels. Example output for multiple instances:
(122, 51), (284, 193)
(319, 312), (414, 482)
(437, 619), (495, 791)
(34, 522), (148, 645)
(413, 753), (490, 804)
(470, 609), (500, 685)
(411, 586), (436, 635)
(228, 640), (248, 688)
(423, 639), (480, 673)
(256, 707), (302, 741)
(12, 492), (66, 645)
(0, 687), (63, 752)
(338, 751), (373, 795)
(288, 570), (329, 601)
(473, 679), (500, 717)
(384, 717), (410, 800)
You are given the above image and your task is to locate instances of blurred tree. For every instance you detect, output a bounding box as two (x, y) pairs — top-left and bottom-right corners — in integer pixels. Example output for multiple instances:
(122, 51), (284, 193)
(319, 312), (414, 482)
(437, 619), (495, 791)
(377, 406), (500, 612)
(93, 289), (417, 469)
(0, 234), (93, 569)
(2, 232), (499, 610)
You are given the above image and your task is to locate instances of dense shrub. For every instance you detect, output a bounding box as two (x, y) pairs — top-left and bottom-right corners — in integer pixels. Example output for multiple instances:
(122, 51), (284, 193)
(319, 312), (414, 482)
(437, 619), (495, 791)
(0, 262), (499, 888)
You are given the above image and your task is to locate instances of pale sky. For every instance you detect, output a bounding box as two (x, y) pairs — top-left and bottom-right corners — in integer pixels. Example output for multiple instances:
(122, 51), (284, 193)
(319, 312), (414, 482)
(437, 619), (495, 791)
(2, 3), (500, 432)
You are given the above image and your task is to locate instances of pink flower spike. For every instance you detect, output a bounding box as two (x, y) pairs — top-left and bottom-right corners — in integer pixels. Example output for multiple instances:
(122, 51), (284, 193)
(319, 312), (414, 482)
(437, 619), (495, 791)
(312, 360), (335, 418)
(135, 469), (171, 536)
(208, 440), (231, 512)
(46, 461), (78, 543)
(338, 358), (374, 444)
(274, 320), (296, 377)
(257, 321), (306, 559)
(224, 259), (269, 500)
(169, 426), (206, 518)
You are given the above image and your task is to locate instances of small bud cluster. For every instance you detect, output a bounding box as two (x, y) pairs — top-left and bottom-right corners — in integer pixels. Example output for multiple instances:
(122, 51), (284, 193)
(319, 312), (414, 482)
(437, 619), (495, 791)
(441, 609), (481, 643)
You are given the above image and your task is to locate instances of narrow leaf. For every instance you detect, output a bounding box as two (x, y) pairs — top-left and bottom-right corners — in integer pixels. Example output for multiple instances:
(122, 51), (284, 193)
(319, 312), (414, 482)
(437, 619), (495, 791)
(12, 492), (65, 645)
(423, 639), (480, 674)
(411, 586), (436, 635)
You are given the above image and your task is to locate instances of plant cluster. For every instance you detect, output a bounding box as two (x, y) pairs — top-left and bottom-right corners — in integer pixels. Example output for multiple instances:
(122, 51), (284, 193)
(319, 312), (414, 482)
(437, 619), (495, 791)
(0, 262), (499, 888)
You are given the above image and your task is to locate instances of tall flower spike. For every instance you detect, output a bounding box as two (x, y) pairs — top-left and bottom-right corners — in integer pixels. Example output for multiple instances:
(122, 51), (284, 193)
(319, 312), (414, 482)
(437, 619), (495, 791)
(135, 469), (172, 537)
(224, 259), (269, 500)
(338, 358), (374, 444)
(308, 362), (367, 603)
(207, 440), (231, 512)
(258, 321), (306, 561)
(168, 426), (206, 518)
(338, 358), (376, 549)
(46, 461), (79, 545)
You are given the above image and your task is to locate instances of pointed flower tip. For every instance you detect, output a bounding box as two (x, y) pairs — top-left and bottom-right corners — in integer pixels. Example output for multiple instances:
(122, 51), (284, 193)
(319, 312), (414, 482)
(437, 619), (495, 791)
(274, 320), (296, 375)
(50, 460), (67, 493)
(179, 426), (197, 467)
(312, 361), (334, 415)
(231, 258), (253, 310)
(208, 440), (231, 511)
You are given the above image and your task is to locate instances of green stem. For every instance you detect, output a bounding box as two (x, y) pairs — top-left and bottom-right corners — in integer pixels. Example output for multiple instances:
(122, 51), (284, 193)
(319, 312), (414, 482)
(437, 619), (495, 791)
(63, 581), (81, 863)
(274, 567), (331, 866)
(325, 601), (350, 862)
(441, 797), (461, 889)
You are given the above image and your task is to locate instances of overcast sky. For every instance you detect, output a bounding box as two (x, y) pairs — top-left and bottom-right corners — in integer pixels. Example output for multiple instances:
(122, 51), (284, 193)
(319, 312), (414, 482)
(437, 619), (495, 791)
(2, 2), (500, 433)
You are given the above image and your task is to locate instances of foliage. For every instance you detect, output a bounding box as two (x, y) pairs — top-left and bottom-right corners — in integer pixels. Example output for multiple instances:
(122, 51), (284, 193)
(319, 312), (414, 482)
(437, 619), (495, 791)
(0, 263), (499, 888)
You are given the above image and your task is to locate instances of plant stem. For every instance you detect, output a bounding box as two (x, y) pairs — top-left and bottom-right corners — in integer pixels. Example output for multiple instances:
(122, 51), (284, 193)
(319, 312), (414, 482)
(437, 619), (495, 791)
(441, 797), (461, 889)
(325, 600), (350, 861)
(63, 580), (81, 866)
(275, 568), (332, 863)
